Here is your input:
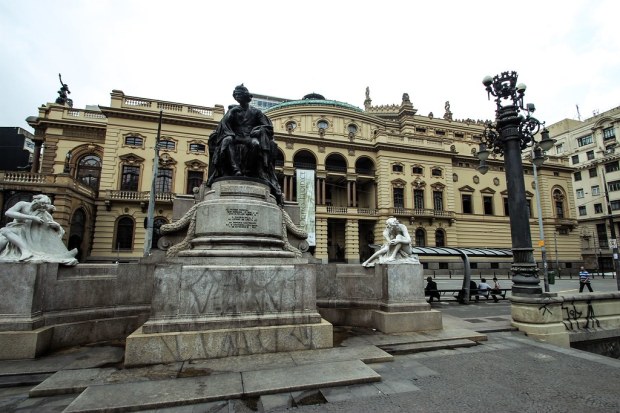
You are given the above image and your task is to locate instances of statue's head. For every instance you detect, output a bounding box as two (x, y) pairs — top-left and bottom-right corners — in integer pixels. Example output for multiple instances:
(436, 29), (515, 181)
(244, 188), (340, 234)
(232, 84), (252, 104)
(32, 194), (53, 211)
(386, 217), (400, 228)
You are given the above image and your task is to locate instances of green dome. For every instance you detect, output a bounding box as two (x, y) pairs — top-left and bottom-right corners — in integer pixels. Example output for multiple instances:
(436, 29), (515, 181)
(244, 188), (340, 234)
(265, 94), (363, 113)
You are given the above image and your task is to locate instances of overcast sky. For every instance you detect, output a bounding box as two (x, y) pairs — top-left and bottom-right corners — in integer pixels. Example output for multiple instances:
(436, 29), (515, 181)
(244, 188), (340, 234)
(1, 0), (618, 132)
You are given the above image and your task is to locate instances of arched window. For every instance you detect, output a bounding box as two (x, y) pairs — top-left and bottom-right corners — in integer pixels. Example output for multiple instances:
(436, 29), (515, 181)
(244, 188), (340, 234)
(114, 216), (134, 250)
(325, 153), (347, 172)
(293, 150), (317, 170)
(275, 149), (285, 167)
(152, 217), (168, 249)
(77, 155), (101, 191)
(415, 228), (426, 247)
(553, 188), (566, 218)
(435, 229), (446, 247)
(355, 157), (375, 175)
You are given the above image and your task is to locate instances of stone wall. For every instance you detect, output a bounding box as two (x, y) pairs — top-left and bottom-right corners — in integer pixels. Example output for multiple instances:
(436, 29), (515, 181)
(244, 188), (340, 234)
(0, 263), (153, 359)
(511, 292), (620, 347)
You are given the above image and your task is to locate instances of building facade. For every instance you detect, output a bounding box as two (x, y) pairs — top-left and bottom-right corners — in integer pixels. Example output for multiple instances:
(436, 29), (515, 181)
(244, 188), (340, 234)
(547, 106), (620, 271)
(0, 88), (582, 271)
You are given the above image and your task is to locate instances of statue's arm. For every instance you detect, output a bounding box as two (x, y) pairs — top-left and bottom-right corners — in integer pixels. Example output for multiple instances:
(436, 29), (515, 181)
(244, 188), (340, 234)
(5, 202), (43, 223)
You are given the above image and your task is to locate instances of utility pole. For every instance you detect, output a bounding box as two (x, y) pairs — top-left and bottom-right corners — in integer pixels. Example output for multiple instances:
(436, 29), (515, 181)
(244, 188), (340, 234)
(601, 169), (620, 288)
(144, 110), (163, 257)
(532, 149), (549, 292)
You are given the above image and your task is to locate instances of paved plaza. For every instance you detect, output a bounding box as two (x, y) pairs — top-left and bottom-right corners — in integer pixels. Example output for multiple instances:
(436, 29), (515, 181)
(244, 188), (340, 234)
(0, 277), (619, 412)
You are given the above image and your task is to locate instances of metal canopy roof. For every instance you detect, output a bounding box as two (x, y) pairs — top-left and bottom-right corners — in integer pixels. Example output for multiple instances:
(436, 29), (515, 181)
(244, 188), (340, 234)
(411, 247), (512, 257)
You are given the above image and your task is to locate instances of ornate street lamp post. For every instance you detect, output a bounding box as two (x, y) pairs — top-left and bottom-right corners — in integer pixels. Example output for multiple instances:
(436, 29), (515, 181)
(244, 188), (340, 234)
(477, 71), (555, 295)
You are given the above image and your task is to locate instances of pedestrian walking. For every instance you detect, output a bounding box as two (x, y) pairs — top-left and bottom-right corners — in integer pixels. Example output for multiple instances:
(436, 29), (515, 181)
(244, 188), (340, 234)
(578, 266), (593, 293)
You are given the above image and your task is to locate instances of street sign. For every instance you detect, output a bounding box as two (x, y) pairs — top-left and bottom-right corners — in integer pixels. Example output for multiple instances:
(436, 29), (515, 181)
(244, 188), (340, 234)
(610, 239), (618, 249)
(538, 240), (545, 247)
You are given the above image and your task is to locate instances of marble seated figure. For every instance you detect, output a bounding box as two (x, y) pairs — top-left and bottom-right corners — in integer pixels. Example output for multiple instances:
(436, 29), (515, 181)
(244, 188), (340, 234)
(362, 217), (419, 267)
(0, 194), (78, 265)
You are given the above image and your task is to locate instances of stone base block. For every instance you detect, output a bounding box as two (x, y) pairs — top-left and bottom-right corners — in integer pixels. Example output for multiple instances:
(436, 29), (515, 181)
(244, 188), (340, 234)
(124, 319), (333, 367)
(0, 327), (53, 359)
(511, 321), (570, 347)
(371, 310), (442, 334)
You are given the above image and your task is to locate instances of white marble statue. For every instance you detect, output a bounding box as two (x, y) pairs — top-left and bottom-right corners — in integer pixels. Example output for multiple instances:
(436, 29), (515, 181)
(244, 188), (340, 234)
(0, 194), (78, 265)
(362, 217), (419, 267)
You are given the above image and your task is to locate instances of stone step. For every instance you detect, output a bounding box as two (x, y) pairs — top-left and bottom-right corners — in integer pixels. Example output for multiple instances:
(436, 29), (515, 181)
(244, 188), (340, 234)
(63, 360), (380, 413)
(0, 373), (52, 388)
(379, 338), (478, 355)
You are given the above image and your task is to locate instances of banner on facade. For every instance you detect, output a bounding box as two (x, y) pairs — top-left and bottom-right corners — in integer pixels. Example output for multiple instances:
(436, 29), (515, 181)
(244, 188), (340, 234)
(296, 169), (316, 246)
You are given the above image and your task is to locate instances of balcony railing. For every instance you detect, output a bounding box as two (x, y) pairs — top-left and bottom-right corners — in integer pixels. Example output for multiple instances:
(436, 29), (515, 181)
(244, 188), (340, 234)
(0, 172), (96, 197)
(320, 206), (379, 216)
(389, 207), (455, 219)
(107, 190), (175, 202)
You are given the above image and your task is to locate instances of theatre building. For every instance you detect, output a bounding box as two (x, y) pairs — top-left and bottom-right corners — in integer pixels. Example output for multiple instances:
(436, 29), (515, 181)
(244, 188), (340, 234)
(0, 87), (581, 271)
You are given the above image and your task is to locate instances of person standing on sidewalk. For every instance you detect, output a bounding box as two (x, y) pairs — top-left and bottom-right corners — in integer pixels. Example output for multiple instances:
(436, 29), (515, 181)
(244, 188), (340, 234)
(579, 266), (593, 293)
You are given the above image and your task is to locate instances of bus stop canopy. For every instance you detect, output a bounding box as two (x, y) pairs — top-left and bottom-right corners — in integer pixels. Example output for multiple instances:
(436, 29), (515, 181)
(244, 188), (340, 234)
(411, 247), (513, 304)
(411, 247), (512, 258)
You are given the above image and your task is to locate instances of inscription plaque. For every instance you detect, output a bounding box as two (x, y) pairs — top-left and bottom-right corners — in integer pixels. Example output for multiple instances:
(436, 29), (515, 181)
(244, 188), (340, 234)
(226, 208), (258, 229)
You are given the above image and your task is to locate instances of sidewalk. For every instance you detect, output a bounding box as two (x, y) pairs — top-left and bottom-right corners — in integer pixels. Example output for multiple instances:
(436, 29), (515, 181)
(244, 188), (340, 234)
(1, 303), (618, 412)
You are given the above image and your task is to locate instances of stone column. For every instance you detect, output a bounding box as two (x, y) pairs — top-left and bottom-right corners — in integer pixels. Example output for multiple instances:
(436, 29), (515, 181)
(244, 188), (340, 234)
(345, 219), (360, 263)
(31, 140), (43, 173)
(315, 217), (328, 263)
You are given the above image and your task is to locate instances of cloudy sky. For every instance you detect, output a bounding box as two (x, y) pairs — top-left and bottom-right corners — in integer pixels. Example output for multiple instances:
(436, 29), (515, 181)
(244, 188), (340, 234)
(1, 0), (618, 131)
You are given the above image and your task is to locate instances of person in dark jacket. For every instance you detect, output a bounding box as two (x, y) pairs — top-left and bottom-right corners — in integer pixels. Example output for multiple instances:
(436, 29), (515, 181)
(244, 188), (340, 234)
(425, 276), (440, 302)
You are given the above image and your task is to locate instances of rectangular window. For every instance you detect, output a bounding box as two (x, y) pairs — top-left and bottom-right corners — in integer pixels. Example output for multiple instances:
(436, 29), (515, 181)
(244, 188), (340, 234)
(577, 135), (593, 146)
(413, 189), (424, 209)
(603, 127), (615, 140)
(124, 136), (143, 146)
(555, 143), (564, 154)
(576, 189), (584, 199)
(433, 191), (443, 211)
(490, 262), (499, 269)
(462, 194), (473, 214)
(503, 198), (509, 216)
(574, 171), (582, 181)
(186, 171), (204, 194)
(591, 185), (600, 196)
(605, 161), (620, 173)
(586, 150), (595, 160)
(571, 155), (579, 165)
(156, 168), (173, 193)
(526, 199), (532, 218)
(393, 187), (404, 208)
(555, 200), (564, 218)
(438, 262), (449, 270)
(589, 168), (598, 178)
(189, 143), (206, 153)
(483, 196), (494, 215)
(609, 180), (620, 192)
(578, 205), (587, 216)
(611, 200), (620, 211)
(594, 203), (603, 214)
(120, 165), (140, 191)
(606, 145), (616, 155)
(597, 223), (609, 248)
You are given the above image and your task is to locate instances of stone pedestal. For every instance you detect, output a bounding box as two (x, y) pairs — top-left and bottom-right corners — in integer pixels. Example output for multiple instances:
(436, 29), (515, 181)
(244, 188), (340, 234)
(125, 179), (332, 366)
(316, 263), (442, 333)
